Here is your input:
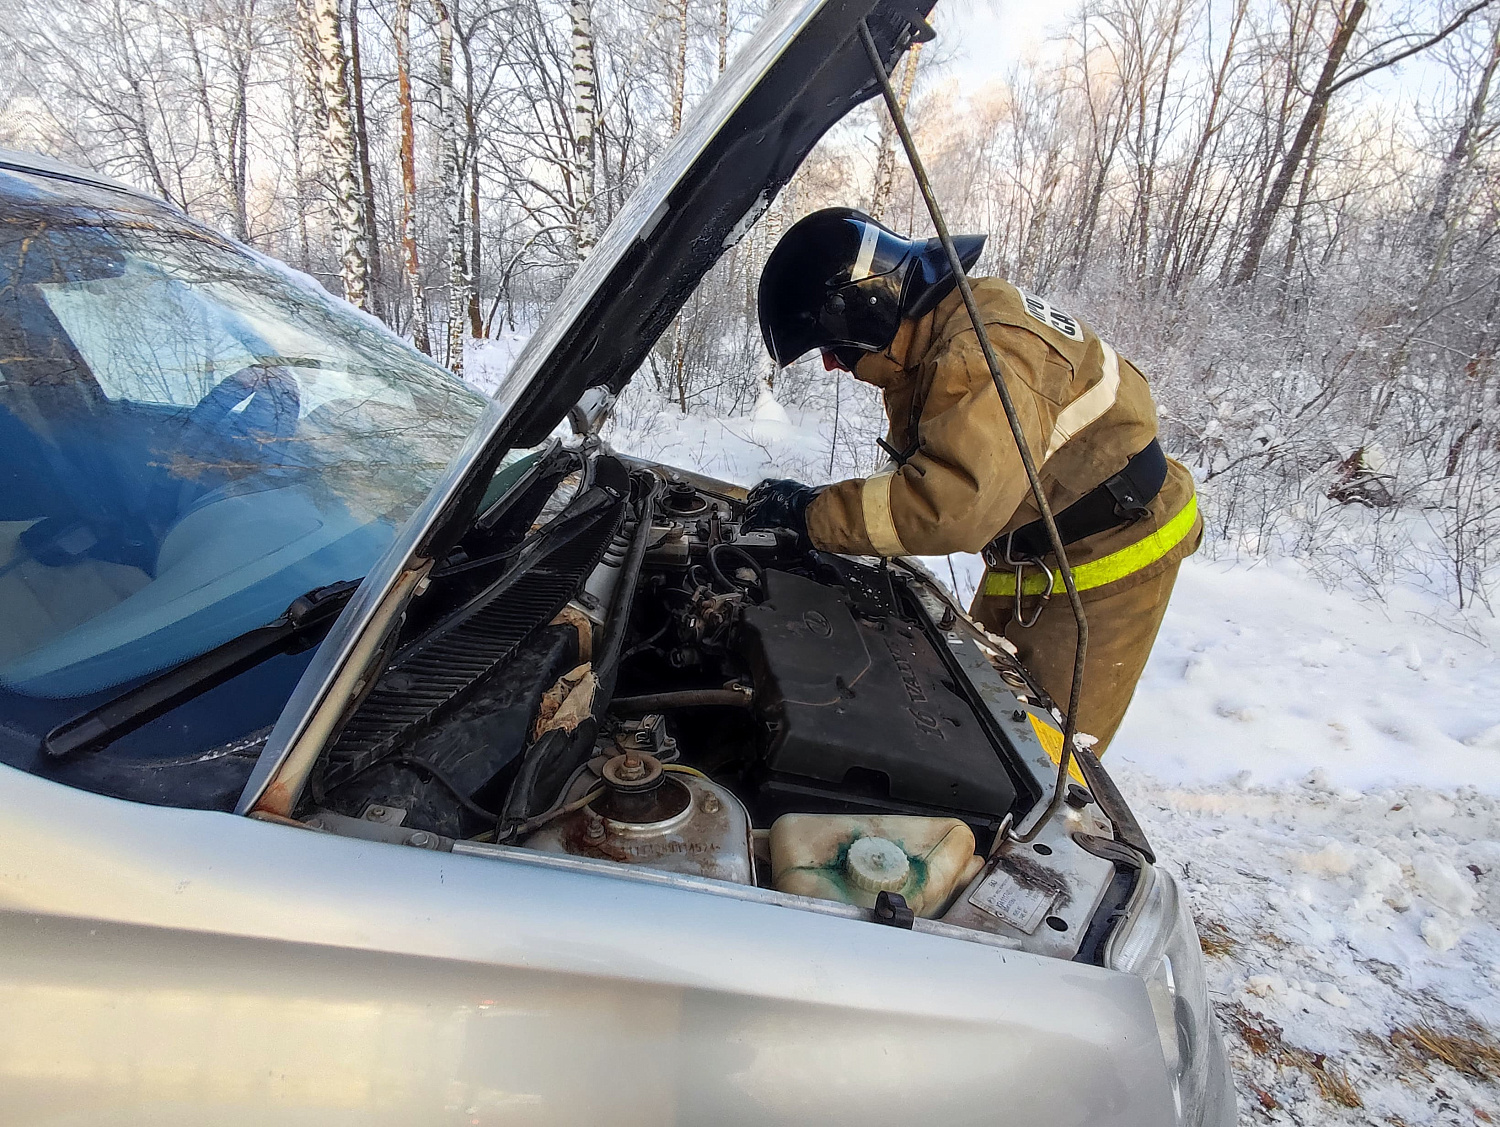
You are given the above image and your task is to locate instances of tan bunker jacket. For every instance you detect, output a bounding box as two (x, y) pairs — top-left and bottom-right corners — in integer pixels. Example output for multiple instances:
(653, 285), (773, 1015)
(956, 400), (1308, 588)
(804, 278), (1202, 750)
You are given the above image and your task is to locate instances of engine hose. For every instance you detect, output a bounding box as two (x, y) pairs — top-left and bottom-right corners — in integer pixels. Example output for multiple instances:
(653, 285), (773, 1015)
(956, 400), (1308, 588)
(610, 688), (754, 712)
(707, 543), (766, 596)
(498, 475), (659, 835)
(326, 752), (498, 823)
(591, 474), (660, 712)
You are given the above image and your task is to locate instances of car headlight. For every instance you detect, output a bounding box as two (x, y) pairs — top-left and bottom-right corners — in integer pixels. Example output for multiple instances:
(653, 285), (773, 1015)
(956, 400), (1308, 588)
(1107, 865), (1235, 1127)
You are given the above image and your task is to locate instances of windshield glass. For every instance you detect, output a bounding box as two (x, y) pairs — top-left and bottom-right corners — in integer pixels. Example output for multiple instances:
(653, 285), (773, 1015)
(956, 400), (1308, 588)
(0, 194), (493, 702)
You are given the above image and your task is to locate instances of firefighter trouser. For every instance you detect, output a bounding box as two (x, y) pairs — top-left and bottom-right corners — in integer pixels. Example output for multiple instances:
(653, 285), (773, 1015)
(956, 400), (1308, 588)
(971, 561), (1182, 755)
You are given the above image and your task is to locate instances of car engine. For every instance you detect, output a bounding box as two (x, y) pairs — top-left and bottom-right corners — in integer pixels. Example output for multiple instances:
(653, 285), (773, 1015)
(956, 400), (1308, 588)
(312, 455), (1130, 957)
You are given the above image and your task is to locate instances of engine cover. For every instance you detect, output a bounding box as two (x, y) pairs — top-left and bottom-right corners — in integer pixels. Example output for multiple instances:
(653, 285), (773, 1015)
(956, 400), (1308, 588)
(736, 570), (1017, 817)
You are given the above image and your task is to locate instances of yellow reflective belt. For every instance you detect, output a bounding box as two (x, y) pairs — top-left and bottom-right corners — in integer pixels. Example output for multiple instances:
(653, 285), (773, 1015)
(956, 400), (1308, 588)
(983, 494), (1199, 598)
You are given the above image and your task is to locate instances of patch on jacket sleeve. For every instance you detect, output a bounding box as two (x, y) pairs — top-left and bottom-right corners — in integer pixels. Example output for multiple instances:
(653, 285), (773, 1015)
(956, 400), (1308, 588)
(1017, 288), (1085, 342)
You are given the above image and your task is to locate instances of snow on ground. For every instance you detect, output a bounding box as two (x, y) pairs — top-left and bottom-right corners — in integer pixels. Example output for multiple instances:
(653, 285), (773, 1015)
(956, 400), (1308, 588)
(1113, 560), (1500, 794)
(1109, 567), (1500, 1126)
(1124, 766), (1500, 1125)
(462, 329), (533, 398)
(466, 359), (1500, 1122)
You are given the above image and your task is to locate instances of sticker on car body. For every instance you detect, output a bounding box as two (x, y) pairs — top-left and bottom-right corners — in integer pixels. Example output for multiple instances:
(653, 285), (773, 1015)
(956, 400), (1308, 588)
(968, 865), (1060, 932)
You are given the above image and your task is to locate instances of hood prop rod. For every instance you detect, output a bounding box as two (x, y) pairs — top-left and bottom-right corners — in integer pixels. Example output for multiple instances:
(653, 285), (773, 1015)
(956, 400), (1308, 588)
(857, 20), (1086, 844)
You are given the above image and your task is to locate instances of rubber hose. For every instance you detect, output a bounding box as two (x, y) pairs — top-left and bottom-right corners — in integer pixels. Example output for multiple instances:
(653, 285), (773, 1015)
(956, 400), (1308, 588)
(610, 688), (754, 712)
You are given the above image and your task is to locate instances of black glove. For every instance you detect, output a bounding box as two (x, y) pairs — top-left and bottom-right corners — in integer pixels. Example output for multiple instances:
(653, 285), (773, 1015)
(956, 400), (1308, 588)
(741, 478), (819, 546)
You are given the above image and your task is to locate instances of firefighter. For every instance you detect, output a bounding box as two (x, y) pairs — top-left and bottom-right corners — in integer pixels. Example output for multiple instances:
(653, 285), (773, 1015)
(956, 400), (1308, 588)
(745, 208), (1201, 752)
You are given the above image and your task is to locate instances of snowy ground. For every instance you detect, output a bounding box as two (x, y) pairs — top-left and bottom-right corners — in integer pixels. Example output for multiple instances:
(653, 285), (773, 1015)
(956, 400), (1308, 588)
(1111, 567), (1500, 1126)
(466, 353), (1500, 1123)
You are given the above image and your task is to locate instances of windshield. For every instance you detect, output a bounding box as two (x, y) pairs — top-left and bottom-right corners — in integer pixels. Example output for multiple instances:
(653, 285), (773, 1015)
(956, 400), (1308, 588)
(0, 193), (493, 703)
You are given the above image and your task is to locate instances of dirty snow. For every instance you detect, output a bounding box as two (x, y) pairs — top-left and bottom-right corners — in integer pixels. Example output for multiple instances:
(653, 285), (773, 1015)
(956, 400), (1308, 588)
(465, 351), (1499, 1122)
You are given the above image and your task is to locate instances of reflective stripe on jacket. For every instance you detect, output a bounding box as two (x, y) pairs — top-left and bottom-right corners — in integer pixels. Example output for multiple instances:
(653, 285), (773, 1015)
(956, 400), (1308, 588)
(983, 493), (1199, 597)
(805, 278), (1201, 592)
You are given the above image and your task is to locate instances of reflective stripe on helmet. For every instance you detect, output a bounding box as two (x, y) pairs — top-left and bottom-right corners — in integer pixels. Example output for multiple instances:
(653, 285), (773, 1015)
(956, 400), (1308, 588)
(982, 493), (1198, 597)
(861, 469), (909, 557)
(1043, 339), (1120, 462)
(850, 222), (881, 281)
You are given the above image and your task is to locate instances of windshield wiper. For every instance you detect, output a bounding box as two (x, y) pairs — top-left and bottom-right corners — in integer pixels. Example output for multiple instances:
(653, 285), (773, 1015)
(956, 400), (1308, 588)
(42, 579), (362, 760)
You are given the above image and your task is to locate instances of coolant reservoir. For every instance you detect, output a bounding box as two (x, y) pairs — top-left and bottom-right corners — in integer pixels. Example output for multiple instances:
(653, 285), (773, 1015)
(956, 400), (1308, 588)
(769, 814), (980, 918)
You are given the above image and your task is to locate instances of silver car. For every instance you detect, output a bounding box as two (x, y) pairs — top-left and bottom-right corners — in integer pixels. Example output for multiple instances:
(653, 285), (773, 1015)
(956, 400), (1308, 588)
(0, 1), (1234, 1123)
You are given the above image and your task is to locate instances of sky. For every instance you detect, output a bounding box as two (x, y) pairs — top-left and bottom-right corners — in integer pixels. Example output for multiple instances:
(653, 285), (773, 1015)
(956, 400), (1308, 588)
(930, 0), (1464, 116)
(943, 0), (1052, 69)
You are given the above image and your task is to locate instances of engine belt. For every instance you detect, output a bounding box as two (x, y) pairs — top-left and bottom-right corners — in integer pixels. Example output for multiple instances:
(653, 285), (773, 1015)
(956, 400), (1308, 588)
(988, 439), (1168, 566)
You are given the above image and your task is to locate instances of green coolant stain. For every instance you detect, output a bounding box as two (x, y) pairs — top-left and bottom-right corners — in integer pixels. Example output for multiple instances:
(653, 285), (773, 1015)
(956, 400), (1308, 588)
(786, 832), (928, 900)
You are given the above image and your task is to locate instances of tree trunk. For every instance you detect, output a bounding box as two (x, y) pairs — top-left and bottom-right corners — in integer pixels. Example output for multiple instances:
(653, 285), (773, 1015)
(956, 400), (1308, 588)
(717, 0), (728, 72)
(1428, 23), (1499, 273)
(571, 0), (598, 256)
(469, 146), (483, 337)
(1281, 111), (1327, 284)
(394, 0), (429, 353)
(290, 110), (313, 272)
(1136, 0), (1188, 281)
(1019, 143), (1060, 281)
(231, 1), (252, 242)
(1160, 0), (1247, 288)
(182, 24), (241, 240)
(1069, 137), (1116, 283)
(309, 0), (370, 309)
(1233, 0), (1368, 285)
(433, 0), (469, 372)
(347, 0), (382, 313)
(870, 41), (921, 221)
(670, 0), (689, 134)
(293, 0), (329, 202)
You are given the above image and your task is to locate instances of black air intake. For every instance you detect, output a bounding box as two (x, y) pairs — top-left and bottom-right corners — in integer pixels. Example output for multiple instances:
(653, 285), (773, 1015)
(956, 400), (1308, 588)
(323, 489), (624, 785)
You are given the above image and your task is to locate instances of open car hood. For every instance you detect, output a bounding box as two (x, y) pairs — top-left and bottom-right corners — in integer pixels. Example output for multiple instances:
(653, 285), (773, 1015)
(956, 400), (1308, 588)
(238, 0), (935, 814)
(433, 0), (934, 559)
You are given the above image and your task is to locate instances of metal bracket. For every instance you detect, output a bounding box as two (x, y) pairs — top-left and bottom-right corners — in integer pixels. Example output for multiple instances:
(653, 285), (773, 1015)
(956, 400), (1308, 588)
(1105, 476), (1151, 522)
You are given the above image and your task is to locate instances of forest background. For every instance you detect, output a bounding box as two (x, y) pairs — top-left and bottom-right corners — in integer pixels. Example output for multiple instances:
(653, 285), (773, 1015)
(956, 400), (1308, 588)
(3, 0), (1498, 609)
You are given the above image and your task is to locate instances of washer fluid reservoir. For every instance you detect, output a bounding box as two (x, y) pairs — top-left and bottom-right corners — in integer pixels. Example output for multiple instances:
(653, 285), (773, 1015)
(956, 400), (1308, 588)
(769, 815), (981, 918)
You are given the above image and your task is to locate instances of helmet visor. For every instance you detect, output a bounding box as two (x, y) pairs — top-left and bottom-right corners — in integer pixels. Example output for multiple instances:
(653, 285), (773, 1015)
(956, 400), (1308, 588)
(758, 212), (914, 366)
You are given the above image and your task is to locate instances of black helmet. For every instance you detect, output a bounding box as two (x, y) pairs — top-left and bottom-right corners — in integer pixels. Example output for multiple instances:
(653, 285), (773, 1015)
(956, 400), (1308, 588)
(757, 207), (986, 367)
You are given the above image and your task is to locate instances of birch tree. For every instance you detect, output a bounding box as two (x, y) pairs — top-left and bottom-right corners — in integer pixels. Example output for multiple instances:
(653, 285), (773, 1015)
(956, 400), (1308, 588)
(310, 0), (370, 308)
(717, 0), (728, 72)
(433, 0), (469, 371)
(394, 0), (429, 352)
(346, 0), (381, 310)
(571, 0), (598, 256)
(670, 0), (689, 133)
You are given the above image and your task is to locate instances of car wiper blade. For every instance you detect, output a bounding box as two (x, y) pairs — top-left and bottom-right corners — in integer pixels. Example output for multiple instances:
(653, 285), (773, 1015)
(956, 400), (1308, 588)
(42, 579), (362, 760)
